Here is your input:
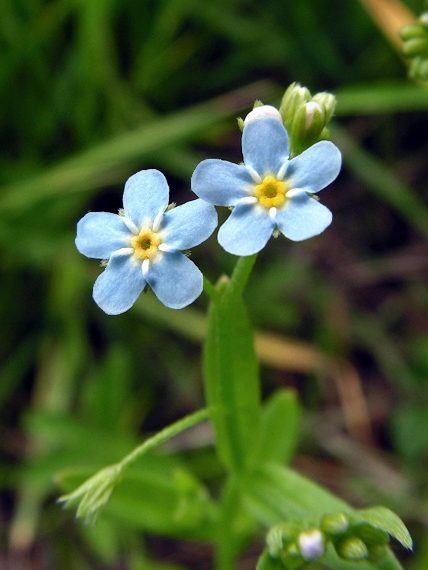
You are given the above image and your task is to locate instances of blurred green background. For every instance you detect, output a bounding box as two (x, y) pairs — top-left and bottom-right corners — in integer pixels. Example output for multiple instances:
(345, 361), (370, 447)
(2, 0), (428, 568)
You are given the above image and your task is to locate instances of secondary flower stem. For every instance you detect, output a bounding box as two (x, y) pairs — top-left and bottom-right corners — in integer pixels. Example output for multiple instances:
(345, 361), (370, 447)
(203, 275), (220, 302)
(228, 254), (258, 299)
(120, 407), (212, 471)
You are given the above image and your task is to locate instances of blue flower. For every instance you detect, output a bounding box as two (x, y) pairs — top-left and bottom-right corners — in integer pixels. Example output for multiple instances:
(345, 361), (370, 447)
(191, 117), (342, 256)
(76, 169), (218, 314)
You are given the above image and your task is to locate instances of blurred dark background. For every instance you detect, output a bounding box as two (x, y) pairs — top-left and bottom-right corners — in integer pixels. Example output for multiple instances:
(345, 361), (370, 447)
(1, 0), (428, 568)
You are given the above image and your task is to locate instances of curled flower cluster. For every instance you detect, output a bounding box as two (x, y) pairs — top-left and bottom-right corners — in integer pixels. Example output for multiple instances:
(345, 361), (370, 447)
(76, 103), (341, 314)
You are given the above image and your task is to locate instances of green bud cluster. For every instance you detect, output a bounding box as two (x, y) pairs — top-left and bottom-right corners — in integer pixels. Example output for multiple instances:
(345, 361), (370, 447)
(320, 512), (390, 563)
(258, 507), (405, 570)
(400, 13), (428, 80)
(279, 82), (337, 157)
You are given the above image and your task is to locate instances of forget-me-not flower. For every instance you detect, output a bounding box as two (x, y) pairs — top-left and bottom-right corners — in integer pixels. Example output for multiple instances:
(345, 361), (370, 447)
(191, 115), (342, 256)
(76, 169), (218, 314)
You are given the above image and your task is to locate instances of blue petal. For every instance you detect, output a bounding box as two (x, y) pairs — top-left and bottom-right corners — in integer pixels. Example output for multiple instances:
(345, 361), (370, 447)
(93, 254), (146, 315)
(218, 201), (275, 256)
(146, 252), (203, 309)
(242, 118), (290, 177)
(123, 169), (169, 226)
(285, 141), (342, 193)
(76, 212), (130, 259)
(191, 159), (254, 206)
(162, 199), (218, 250)
(275, 194), (332, 241)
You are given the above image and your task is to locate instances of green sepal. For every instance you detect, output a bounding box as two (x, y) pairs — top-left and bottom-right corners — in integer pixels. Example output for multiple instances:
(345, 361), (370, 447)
(257, 550), (287, 570)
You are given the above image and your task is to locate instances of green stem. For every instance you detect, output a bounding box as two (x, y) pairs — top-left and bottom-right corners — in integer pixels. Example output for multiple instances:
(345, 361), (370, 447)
(203, 275), (220, 303)
(227, 254), (258, 299)
(120, 407), (212, 470)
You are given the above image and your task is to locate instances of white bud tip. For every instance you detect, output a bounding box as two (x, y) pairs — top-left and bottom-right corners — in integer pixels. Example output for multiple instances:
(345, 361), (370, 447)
(420, 12), (428, 26)
(298, 530), (325, 561)
(244, 105), (283, 127)
(304, 101), (323, 129)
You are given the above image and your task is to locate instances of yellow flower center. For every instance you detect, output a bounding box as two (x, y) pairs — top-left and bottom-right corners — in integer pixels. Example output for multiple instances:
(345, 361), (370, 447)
(131, 228), (160, 260)
(254, 176), (287, 208)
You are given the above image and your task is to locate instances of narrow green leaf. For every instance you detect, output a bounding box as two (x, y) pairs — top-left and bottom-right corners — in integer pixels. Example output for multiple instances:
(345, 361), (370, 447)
(203, 257), (261, 473)
(355, 507), (413, 550)
(257, 389), (301, 466)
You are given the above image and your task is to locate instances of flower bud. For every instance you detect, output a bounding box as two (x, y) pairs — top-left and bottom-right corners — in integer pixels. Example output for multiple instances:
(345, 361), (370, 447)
(320, 512), (350, 536)
(267, 522), (302, 557)
(312, 92), (337, 123)
(420, 12), (428, 27)
(290, 101), (325, 153)
(298, 529), (326, 561)
(280, 82), (311, 131)
(244, 105), (283, 127)
(402, 36), (428, 58)
(400, 23), (427, 41)
(336, 537), (369, 561)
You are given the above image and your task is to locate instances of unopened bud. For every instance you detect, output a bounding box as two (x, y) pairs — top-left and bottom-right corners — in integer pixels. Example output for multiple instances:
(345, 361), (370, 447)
(337, 537), (369, 561)
(320, 512), (350, 536)
(400, 23), (427, 40)
(280, 82), (311, 130)
(402, 36), (428, 57)
(267, 522), (302, 557)
(244, 105), (283, 127)
(313, 91), (337, 123)
(420, 12), (428, 27)
(298, 529), (325, 561)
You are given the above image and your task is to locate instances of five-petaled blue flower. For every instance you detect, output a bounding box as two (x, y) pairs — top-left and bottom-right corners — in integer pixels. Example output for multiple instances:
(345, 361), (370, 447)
(76, 169), (218, 314)
(191, 117), (342, 256)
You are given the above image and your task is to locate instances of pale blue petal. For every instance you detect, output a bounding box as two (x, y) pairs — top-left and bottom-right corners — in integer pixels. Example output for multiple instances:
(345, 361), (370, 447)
(146, 252), (203, 309)
(285, 141), (342, 193)
(218, 201), (275, 256)
(276, 194), (332, 241)
(93, 255), (146, 315)
(191, 159), (254, 206)
(76, 212), (130, 259)
(162, 199), (218, 250)
(242, 118), (289, 177)
(123, 169), (169, 226)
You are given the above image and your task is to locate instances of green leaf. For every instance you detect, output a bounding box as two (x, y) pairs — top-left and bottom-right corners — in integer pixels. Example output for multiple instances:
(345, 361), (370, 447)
(355, 507), (413, 550)
(203, 256), (261, 473)
(257, 389), (301, 466)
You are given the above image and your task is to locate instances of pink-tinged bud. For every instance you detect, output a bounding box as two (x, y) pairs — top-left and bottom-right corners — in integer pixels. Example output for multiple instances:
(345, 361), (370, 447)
(244, 105), (283, 127)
